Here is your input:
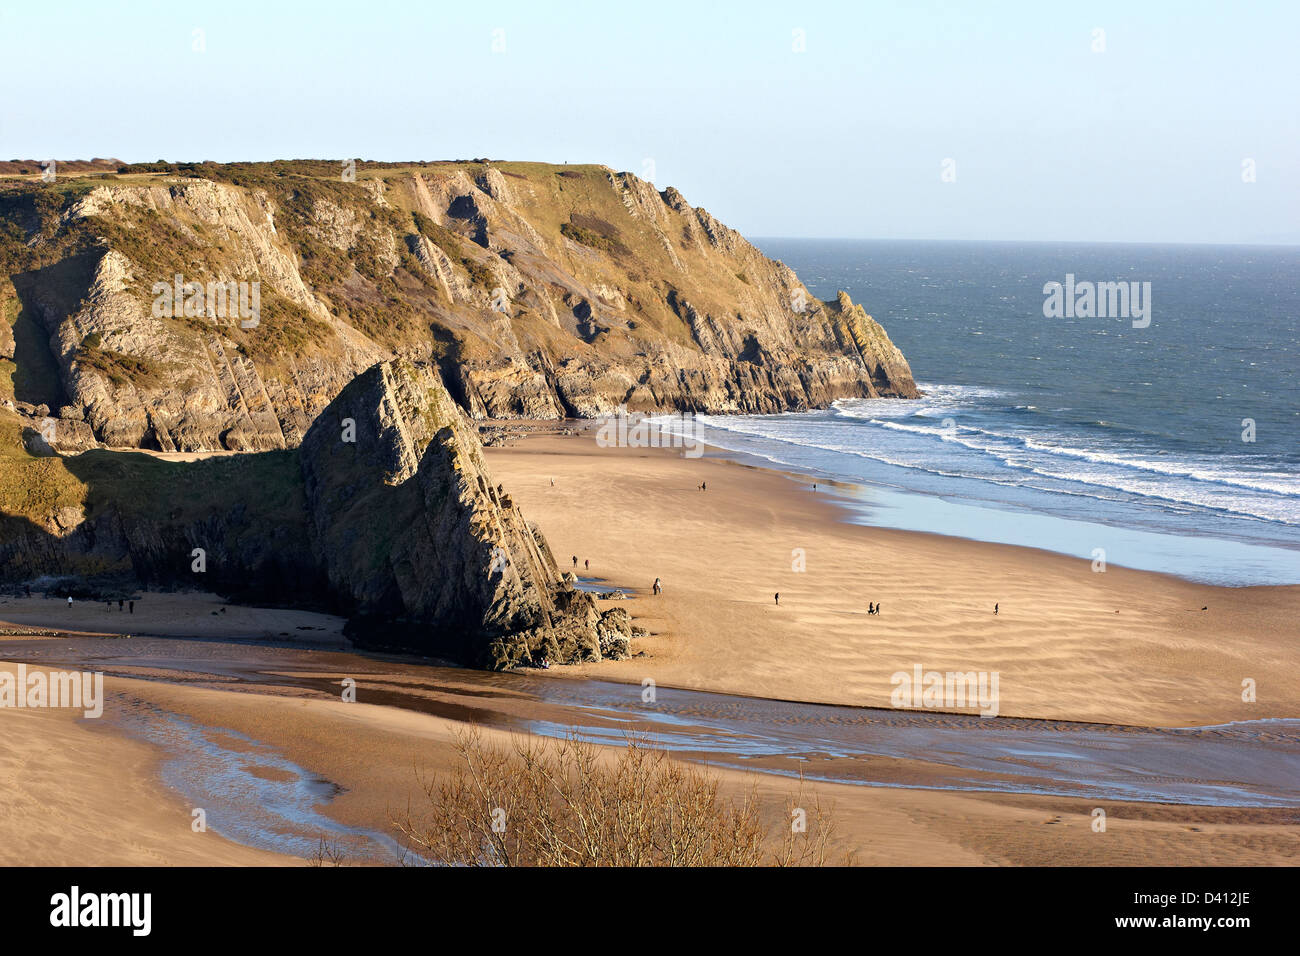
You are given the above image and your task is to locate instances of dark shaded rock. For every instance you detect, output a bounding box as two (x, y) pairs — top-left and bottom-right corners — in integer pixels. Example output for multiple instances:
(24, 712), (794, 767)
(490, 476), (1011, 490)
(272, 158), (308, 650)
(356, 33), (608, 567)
(298, 359), (611, 667)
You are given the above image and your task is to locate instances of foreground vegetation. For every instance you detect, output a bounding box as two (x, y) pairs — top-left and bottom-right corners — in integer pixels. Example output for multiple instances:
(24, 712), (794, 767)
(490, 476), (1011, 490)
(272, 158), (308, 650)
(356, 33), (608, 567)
(394, 729), (847, 867)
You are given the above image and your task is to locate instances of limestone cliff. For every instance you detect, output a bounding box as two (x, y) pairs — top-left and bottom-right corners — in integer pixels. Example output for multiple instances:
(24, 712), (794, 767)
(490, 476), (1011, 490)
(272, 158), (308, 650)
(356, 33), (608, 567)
(1, 161), (918, 453)
(298, 359), (629, 665)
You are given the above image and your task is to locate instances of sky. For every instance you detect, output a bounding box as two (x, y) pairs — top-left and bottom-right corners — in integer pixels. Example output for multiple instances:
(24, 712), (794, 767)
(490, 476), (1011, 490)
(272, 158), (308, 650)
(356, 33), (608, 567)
(2, 0), (1296, 243)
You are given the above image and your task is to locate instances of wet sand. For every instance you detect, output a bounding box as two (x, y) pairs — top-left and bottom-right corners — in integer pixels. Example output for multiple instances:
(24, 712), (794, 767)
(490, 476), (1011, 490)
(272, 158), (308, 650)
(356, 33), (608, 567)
(10, 634), (1298, 807)
(0, 669), (285, 867)
(1, 639), (1297, 866)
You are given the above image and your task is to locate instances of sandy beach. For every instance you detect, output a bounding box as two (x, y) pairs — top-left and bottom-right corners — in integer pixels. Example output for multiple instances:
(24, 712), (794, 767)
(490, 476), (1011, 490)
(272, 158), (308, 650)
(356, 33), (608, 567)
(1, 431), (1296, 866)
(486, 432), (1300, 727)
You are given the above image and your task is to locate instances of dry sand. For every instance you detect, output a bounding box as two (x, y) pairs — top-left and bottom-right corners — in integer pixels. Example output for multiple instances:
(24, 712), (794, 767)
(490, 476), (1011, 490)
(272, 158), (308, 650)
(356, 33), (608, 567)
(486, 433), (1300, 727)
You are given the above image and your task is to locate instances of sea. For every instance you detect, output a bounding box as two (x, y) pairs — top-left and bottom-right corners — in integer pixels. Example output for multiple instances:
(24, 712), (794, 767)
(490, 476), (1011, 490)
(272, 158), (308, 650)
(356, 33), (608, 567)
(666, 240), (1300, 586)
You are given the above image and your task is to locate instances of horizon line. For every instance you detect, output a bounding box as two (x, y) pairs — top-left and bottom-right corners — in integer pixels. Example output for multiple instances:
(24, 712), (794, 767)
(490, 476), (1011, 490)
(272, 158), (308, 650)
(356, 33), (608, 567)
(751, 236), (1300, 248)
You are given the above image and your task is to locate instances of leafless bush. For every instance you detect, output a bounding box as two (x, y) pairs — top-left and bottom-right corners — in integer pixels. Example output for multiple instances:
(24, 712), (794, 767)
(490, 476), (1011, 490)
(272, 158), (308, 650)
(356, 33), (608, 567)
(307, 835), (349, 867)
(393, 728), (849, 866)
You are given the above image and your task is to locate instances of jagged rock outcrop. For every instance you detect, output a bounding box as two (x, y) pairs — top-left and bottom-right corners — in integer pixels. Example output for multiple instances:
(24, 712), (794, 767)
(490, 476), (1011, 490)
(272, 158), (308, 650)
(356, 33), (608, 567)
(298, 359), (623, 665)
(1, 160), (918, 453)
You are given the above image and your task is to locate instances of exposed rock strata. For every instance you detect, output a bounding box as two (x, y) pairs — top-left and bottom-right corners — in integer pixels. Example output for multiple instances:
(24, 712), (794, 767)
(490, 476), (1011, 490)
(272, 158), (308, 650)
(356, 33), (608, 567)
(298, 359), (625, 665)
(2, 162), (918, 453)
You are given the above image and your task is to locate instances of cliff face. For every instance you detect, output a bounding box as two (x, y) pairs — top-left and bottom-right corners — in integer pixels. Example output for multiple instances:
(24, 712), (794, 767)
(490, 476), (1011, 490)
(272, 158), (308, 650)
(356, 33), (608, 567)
(1, 161), (917, 453)
(0, 360), (632, 668)
(298, 359), (629, 665)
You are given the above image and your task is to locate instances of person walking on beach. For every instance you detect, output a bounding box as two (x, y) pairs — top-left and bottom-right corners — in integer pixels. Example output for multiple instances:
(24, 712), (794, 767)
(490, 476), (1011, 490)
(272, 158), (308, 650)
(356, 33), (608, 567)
(653, 577), (661, 596)
(869, 602), (875, 615)
(67, 595), (72, 608)
(129, 600), (134, 614)
(876, 602), (881, 615)
(774, 592), (780, 606)
(994, 603), (999, 615)
(572, 555), (578, 568)
(584, 559), (589, 571)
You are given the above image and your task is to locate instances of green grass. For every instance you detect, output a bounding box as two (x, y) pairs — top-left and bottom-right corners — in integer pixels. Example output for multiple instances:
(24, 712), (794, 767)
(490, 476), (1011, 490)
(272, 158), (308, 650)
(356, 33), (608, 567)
(0, 412), (87, 525)
(411, 211), (497, 289)
(560, 222), (610, 250)
(0, 402), (309, 534)
(238, 291), (333, 365)
(72, 445), (306, 526)
(74, 338), (163, 389)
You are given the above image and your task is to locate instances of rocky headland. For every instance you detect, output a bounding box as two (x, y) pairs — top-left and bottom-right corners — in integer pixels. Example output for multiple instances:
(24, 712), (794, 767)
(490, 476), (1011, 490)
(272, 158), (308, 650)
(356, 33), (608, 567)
(0, 159), (916, 665)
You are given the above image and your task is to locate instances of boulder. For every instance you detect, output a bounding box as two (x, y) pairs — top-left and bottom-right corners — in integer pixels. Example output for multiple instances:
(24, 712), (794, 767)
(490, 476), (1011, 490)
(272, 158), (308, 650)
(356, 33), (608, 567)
(595, 606), (635, 660)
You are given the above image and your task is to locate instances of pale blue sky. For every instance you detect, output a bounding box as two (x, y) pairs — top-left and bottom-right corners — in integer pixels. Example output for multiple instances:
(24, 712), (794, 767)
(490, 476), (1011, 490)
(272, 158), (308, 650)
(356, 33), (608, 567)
(2, 0), (1296, 242)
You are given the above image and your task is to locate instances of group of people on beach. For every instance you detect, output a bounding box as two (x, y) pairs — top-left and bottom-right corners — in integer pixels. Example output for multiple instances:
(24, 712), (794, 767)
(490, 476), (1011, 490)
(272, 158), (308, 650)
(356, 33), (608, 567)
(773, 598), (999, 617)
(60, 594), (135, 612)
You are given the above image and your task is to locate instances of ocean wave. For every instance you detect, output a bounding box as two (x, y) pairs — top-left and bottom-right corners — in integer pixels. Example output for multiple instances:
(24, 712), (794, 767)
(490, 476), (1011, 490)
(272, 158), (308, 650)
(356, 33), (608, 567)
(832, 384), (1009, 420)
(1017, 437), (1300, 497)
(869, 418), (1300, 498)
(684, 395), (1300, 527)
